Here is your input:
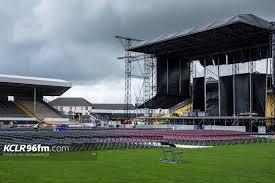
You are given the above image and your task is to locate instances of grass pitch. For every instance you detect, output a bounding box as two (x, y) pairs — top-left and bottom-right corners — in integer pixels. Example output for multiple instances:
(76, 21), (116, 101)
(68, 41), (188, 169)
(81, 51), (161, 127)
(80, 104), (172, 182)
(0, 143), (275, 183)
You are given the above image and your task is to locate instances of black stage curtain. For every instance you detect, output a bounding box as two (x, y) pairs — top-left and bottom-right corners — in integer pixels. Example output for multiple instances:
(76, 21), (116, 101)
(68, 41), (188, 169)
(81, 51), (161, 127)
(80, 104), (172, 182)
(219, 73), (266, 117)
(180, 61), (190, 98)
(156, 56), (190, 97)
(235, 74), (250, 114)
(141, 55), (190, 109)
(156, 55), (167, 95)
(220, 76), (233, 116)
(167, 57), (180, 95)
(252, 74), (266, 116)
(193, 77), (204, 111)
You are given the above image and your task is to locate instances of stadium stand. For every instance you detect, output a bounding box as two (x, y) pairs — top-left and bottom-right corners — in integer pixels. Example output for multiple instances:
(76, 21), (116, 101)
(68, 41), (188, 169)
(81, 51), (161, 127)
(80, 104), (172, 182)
(0, 74), (71, 124)
(17, 100), (64, 120)
(0, 100), (28, 117)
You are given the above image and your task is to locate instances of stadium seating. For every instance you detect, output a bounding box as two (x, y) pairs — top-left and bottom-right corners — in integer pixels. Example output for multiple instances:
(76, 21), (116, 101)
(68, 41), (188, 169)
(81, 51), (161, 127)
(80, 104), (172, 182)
(17, 100), (64, 120)
(0, 101), (29, 117)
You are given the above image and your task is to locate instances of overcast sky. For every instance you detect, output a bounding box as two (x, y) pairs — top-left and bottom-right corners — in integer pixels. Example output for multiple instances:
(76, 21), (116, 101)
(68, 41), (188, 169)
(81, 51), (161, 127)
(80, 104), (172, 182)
(0, 0), (274, 103)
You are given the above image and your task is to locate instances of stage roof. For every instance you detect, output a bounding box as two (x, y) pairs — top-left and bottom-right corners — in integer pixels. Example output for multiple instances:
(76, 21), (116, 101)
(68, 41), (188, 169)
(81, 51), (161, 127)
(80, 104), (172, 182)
(128, 14), (273, 65)
(0, 74), (71, 97)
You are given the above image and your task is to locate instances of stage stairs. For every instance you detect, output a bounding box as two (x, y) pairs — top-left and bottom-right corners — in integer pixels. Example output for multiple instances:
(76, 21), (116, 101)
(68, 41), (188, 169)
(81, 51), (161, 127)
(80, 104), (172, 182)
(169, 98), (192, 117)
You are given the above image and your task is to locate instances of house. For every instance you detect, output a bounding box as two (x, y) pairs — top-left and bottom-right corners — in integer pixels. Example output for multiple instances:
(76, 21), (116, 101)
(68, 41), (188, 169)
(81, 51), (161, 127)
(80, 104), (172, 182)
(50, 97), (144, 121)
(49, 97), (93, 116)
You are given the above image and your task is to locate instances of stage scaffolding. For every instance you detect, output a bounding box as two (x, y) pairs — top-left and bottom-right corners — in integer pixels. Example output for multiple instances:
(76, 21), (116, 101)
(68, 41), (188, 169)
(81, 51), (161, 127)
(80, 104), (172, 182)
(132, 56), (275, 131)
(117, 15), (275, 126)
(116, 36), (157, 118)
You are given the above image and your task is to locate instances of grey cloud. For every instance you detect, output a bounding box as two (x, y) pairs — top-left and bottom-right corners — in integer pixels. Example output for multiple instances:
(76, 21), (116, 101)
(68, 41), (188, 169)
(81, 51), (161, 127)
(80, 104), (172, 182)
(0, 0), (274, 84)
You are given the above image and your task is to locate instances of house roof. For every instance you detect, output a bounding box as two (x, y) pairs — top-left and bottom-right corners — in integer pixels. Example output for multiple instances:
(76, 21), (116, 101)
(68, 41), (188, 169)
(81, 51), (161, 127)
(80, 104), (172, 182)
(49, 97), (92, 107)
(50, 98), (136, 110)
(92, 104), (135, 110)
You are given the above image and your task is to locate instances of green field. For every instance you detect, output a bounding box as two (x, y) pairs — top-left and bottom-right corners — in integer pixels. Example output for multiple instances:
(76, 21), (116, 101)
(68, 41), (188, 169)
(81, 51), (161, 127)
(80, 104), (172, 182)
(0, 143), (275, 183)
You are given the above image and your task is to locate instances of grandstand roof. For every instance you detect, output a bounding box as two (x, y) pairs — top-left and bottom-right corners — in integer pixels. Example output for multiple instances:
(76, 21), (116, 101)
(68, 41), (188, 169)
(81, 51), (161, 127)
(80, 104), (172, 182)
(49, 97), (92, 106)
(0, 74), (71, 96)
(92, 104), (135, 110)
(128, 14), (273, 65)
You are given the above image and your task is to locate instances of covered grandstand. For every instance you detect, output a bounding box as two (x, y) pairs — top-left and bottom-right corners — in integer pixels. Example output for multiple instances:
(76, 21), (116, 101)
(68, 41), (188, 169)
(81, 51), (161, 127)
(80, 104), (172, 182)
(0, 74), (72, 125)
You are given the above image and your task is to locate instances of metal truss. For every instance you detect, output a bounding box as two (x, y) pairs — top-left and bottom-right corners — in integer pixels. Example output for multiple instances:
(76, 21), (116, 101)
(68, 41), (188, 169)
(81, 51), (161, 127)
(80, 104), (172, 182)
(247, 60), (255, 116)
(143, 55), (157, 117)
(150, 57), (157, 100)
(272, 22), (275, 86)
(206, 77), (217, 82)
(144, 56), (151, 102)
(116, 36), (156, 119)
(233, 63), (240, 74)
(190, 61), (194, 111)
(270, 23), (275, 117)
(116, 36), (143, 119)
(248, 61), (256, 73)
(232, 61), (240, 116)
